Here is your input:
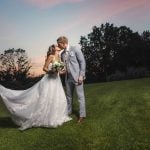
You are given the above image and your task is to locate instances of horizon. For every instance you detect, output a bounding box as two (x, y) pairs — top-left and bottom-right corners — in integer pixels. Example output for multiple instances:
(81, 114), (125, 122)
(0, 0), (150, 75)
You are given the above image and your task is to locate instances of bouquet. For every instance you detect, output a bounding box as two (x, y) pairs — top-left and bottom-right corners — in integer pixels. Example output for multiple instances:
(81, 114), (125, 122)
(51, 61), (65, 73)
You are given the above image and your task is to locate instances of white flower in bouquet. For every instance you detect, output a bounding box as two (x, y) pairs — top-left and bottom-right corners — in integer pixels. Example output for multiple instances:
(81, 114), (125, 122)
(51, 61), (65, 72)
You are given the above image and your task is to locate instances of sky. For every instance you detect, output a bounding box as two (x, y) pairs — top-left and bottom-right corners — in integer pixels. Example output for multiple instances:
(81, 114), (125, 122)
(0, 0), (150, 75)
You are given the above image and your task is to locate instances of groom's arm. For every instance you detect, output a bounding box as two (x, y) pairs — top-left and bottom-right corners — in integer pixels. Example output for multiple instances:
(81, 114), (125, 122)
(74, 46), (86, 80)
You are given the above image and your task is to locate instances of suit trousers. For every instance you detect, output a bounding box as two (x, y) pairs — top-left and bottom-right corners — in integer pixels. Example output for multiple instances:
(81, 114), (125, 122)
(65, 73), (86, 117)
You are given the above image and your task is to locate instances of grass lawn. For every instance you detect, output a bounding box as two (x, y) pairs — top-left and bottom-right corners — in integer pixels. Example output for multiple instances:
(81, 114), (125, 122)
(0, 78), (150, 150)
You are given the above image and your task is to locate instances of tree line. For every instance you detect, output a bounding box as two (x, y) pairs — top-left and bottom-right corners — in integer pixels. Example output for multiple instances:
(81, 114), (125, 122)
(0, 48), (42, 89)
(80, 23), (150, 83)
(0, 22), (150, 88)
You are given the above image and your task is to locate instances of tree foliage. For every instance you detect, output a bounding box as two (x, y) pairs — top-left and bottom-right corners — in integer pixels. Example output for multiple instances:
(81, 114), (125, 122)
(80, 23), (150, 82)
(0, 48), (31, 81)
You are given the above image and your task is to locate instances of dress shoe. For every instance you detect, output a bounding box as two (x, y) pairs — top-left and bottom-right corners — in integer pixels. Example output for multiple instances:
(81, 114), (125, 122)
(77, 117), (85, 123)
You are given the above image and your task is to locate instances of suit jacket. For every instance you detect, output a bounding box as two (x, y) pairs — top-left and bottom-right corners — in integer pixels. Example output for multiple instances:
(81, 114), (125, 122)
(61, 45), (86, 82)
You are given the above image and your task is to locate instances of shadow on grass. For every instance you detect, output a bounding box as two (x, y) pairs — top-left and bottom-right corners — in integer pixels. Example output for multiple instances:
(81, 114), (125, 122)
(0, 117), (18, 128)
(72, 109), (79, 118)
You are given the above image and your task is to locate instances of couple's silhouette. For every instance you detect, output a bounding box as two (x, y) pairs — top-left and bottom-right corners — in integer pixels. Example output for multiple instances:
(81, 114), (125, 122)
(0, 36), (86, 130)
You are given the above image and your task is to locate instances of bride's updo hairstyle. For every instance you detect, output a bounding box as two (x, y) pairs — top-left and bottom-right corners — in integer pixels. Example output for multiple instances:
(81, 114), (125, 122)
(47, 44), (56, 57)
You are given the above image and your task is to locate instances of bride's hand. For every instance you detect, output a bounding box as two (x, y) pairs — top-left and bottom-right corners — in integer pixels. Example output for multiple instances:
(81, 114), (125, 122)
(48, 69), (57, 74)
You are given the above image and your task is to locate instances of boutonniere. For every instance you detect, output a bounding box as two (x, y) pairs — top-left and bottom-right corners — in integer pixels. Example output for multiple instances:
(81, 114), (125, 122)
(69, 51), (74, 56)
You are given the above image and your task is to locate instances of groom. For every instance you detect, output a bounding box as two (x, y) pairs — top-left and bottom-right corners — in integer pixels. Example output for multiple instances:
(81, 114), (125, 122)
(57, 36), (86, 123)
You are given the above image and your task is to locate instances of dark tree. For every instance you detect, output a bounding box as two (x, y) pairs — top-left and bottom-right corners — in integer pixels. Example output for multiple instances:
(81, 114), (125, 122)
(80, 23), (120, 81)
(0, 48), (31, 82)
(141, 30), (150, 69)
(80, 23), (150, 82)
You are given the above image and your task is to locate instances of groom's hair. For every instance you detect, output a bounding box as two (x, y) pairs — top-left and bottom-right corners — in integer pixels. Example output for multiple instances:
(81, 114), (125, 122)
(57, 36), (68, 44)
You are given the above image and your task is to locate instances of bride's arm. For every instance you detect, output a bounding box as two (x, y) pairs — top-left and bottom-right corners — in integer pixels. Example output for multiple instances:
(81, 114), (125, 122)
(43, 55), (53, 73)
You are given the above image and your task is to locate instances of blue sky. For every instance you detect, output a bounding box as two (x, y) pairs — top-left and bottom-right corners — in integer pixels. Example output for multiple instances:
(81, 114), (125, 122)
(0, 0), (150, 75)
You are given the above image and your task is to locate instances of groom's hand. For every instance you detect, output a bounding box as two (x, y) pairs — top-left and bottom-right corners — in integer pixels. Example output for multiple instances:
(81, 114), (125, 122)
(59, 68), (66, 74)
(78, 76), (83, 85)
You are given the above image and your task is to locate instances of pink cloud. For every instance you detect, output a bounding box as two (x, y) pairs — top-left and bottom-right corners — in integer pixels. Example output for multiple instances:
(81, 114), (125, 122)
(84, 0), (150, 22)
(62, 0), (150, 31)
(102, 0), (150, 19)
(22, 0), (85, 8)
(19, 0), (150, 36)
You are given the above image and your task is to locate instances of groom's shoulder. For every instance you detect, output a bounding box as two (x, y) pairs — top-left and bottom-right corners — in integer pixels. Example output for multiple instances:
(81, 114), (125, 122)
(70, 44), (81, 51)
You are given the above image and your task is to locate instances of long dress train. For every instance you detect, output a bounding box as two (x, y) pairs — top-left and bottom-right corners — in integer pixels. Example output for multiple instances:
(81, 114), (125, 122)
(0, 72), (71, 130)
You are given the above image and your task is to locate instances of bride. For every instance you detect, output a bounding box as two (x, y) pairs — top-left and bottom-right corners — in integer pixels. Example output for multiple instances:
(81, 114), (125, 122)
(0, 44), (72, 130)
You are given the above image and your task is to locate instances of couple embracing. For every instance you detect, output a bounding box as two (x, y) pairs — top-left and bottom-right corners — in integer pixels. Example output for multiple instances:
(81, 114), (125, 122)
(0, 36), (86, 130)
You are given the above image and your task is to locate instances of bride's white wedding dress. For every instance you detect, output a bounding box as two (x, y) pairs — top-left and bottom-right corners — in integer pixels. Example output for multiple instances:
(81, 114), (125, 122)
(0, 63), (72, 130)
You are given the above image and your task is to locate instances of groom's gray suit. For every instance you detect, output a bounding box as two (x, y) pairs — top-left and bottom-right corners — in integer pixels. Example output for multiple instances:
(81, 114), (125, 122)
(61, 45), (86, 117)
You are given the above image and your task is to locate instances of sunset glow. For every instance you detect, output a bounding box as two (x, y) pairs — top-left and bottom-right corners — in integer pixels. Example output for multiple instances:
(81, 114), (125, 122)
(0, 0), (150, 75)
